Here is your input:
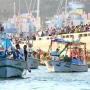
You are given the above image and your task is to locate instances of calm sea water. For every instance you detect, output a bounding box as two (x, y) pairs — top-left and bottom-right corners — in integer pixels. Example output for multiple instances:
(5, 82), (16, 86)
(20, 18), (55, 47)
(0, 66), (90, 90)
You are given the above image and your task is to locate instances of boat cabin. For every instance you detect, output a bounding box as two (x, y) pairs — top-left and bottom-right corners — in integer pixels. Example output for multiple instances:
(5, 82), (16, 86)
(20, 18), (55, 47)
(49, 38), (87, 65)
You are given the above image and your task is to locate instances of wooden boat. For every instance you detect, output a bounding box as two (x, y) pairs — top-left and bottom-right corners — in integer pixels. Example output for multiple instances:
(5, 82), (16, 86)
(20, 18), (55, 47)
(0, 38), (30, 78)
(0, 59), (27, 78)
(45, 38), (88, 72)
(45, 60), (88, 72)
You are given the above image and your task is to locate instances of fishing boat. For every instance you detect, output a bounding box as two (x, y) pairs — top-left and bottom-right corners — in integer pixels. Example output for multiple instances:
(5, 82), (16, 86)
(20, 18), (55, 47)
(0, 59), (27, 78)
(0, 32), (28, 77)
(44, 38), (88, 72)
(27, 57), (39, 69)
(27, 44), (39, 69)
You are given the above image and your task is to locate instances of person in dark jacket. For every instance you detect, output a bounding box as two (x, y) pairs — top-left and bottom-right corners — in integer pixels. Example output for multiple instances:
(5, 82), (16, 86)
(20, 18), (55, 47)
(23, 45), (28, 61)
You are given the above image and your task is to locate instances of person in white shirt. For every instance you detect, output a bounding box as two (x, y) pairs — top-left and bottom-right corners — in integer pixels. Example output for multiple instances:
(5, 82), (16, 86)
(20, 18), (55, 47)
(15, 44), (24, 60)
(51, 48), (60, 61)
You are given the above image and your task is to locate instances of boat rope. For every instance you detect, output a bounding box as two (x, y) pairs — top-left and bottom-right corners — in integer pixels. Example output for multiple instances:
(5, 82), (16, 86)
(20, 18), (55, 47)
(32, 0), (37, 12)
(28, 0), (33, 13)
(25, 0), (29, 13)
(25, 0), (32, 13)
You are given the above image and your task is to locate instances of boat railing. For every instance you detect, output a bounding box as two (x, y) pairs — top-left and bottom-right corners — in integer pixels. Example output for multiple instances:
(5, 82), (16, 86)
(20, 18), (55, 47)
(28, 57), (40, 61)
(36, 32), (90, 40)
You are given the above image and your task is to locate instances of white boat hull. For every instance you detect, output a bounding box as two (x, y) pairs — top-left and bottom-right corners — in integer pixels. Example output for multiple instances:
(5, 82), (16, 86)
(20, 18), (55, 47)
(45, 61), (88, 72)
(27, 57), (39, 69)
(0, 60), (26, 78)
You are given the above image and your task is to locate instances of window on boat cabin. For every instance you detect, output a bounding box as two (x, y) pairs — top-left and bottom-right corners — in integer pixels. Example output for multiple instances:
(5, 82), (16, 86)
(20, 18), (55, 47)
(47, 37), (49, 40)
(62, 36), (65, 38)
(50, 37), (52, 39)
(79, 34), (82, 37)
(88, 33), (90, 36)
(84, 34), (87, 37)
(66, 35), (69, 38)
(70, 35), (74, 38)
(39, 38), (42, 40)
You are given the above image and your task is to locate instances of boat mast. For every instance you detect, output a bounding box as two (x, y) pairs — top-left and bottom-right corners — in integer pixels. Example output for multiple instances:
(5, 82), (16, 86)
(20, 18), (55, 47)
(36, 0), (41, 31)
(19, 0), (22, 33)
(13, 0), (16, 17)
(13, 0), (17, 33)
(64, 0), (68, 26)
(19, 0), (21, 15)
(25, 0), (32, 14)
(37, 0), (40, 18)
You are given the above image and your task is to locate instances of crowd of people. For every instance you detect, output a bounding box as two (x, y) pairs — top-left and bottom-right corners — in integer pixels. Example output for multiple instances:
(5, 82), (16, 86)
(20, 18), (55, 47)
(5, 42), (46, 63)
(5, 24), (90, 41)
(35, 24), (90, 37)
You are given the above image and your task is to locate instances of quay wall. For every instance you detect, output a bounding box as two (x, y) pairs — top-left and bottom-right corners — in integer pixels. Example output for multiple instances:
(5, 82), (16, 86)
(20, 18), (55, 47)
(32, 32), (90, 52)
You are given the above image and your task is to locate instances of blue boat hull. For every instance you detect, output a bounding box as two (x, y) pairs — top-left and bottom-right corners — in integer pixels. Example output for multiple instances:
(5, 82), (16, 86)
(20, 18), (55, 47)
(0, 60), (26, 78)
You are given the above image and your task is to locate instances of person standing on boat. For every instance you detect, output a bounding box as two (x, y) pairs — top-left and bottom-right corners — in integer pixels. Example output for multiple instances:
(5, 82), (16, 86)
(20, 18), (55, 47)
(23, 45), (28, 61)
(55, 48), (60, 57)
(28, 43), (33, 57)
(51, 48), (60, 61)
(15, 44), (24, 60)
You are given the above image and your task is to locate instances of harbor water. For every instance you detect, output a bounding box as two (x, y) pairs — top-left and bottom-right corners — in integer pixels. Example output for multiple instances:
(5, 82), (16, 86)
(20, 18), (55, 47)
(0, 66), (90, 90)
